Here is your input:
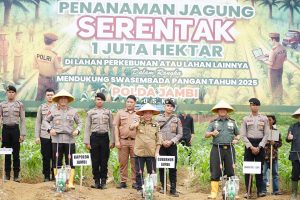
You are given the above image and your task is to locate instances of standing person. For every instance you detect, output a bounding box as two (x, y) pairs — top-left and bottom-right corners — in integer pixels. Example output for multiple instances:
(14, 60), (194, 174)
(44, 89), (82, 189)
(84, 92), (114, 189)
(287, 108), (300, 200)
(134, 103), (162, 194)
(114, 95), (138, 189)
(178, 112), (194, 147)
(33, 33), (69, 101)
(156, 99), (183, 197)
(13, 31), (24, 85)
(241, 98), (270, 198)
(35, 88), (55, 182)
(263, 33), (287, 104)
(0, 85), (26, 182)
(261, 115), (282, 195)
(0, 30), (9, 73)
(205, 100), (239, 199)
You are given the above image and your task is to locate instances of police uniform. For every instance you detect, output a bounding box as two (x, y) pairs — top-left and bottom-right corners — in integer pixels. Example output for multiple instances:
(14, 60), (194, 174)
(240, 98), (270, 197)
(44, 89), (82, 188)
(156, 99), (183, 196)
(0, 31), (9, 73)
(84, 93), (114, 189)
(268, 33), (287, 103)
(13, 31), (24, 84)
(35, 103), (55, 180)
(134, 104), (162, 191)
(0, 86), (26, 180)
(287, 108), (300, 200)
(114, 107), (138, 187)
(33, 33), (62, 101)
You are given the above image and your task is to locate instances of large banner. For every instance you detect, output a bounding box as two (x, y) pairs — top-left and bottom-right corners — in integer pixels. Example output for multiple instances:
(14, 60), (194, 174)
(0, 0), (299, 110)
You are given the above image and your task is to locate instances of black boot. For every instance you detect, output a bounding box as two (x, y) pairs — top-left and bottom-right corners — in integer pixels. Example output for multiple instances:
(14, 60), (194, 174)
(290, 181), (298, 200)
(170, 182), (179, 197)
(4, 173), (10, 181)
(159, 182), (165, 194)
(13, 172), (20, 183)
(91, 179), (101, 189)
(101, 178), (107, 189)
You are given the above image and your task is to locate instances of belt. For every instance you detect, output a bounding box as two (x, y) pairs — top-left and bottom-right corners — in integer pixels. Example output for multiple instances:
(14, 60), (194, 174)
(3, 124), (18, 128)
(213, 144), (231, 150)
(92, 132), (108, 136)
(39, 74), (54, 79)
(121, 137), (135, 141)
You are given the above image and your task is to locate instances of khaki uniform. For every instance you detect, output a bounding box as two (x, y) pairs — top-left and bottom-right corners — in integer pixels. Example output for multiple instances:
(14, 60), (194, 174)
(268, 44), (287, 103)
(155, 114), (183, 191)
(33, 47), (62, 100)
(240, 113), (270, 195)
(84, 107), (114, 182)
(0, 37), (9, 73)
(0, 100), (26, 178)
(114, 108), (138, 183)
(13, 39), (24, 83)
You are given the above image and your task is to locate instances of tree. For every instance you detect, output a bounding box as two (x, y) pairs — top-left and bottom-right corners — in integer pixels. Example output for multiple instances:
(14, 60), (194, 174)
(259, 0), (280, 19)
(35, 0), (50, 20)
(1, 0), (37, 26)
(245, 0), (257, 6)
(279, 0), (300, 26)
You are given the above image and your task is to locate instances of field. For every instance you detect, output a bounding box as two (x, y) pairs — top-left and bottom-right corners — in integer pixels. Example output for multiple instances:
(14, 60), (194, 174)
(0, 112), (297, 200)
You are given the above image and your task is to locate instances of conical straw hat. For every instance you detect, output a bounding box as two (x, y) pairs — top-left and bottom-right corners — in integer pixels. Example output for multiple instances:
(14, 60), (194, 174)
(136, 103), (160, 116)
(52, 89), (75, 103)
(211, 100), (234, 113)
(292, 108), (300, 118)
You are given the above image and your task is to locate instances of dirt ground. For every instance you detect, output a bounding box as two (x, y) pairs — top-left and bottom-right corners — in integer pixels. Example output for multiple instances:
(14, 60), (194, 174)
(0, 179), (291, 200)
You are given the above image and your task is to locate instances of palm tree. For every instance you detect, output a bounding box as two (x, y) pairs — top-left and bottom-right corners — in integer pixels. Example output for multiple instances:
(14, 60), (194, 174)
(2, 0), (37, 26)
(279, 0), (300, 26)
(35, 0), (50, 20)
(245, 0), (257, 6)
(259, 0), (280, 18)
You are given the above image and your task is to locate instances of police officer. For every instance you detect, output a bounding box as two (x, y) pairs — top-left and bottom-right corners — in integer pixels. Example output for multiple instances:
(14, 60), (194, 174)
(241, 98), (270, 198)
(35, 88), (55, 182)
(0, 30), (9, 73)
(84, 92), (114, 189)
(114, 95), (138, 189)
(0, 85), (26, 182)
(44, 89), (82, 189)
(33, 33), (69, 101)
(263, 33), (287, 104)
(13, 31), (24, 85)
(287, 108), (300, 200)
(134, 103), (162, 194)
(156, 99), (183, 197)
(205, 100), (239, 199)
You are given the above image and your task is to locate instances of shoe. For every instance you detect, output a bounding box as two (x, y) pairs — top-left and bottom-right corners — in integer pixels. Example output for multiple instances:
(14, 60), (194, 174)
(170, 190), (179, 197)
(44, 177), (50, 182)
(244, 193), (252, 199)
(132, 183), (138, 189)
(117, 182), (127, 189)
(100, 179), (107, 189)
(13, 177), (20, 182)
(208, 181), (219, 199)
(159, 187), (165, 194)
(4, 175), (10, 181)
(258, 192), (266, 197)
(67, 169), (75, 189)
(273, 191), (282, 195)
(91, 179), (101, 189)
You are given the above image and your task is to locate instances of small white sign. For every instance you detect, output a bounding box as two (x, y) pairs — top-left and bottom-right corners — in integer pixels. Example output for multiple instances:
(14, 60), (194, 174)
(0, 148), (13, 155)
(268, 130), (280, 142)
(156, 156), (175, 169)
(243, 161), (261, 174)
(72, 153), (91, 166)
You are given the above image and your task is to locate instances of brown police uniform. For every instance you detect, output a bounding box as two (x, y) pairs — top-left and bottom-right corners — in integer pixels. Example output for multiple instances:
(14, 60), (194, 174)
(84, 107), (114, 184)
(0, 100), (26, 179)
(0, 33), (9, 73)
(114, 108), (138, 184)
(35, 103), (55, 180)
(13, 33), (24, 84)
(33, 33), (61, 101)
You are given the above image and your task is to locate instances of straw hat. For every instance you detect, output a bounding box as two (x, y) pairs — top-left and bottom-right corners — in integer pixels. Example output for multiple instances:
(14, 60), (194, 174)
(136, 103), (160, 116)
(52, 89), (75, 103)
(211, 100), (234, 113)
(292, 108), (300, 118)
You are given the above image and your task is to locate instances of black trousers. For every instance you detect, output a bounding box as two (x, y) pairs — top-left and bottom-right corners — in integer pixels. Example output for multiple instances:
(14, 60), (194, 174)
(292, 161), (300, 181)
(135, 156), (156, 190)
(159, 145), (177, 185)
(1, 125), (20, 177)
(210, 145), (235, 181)
(244, 141), (265, 194)
(52, 143), (75, 168)
(41, 138), (53, 178)
(90, 133), (110, 180)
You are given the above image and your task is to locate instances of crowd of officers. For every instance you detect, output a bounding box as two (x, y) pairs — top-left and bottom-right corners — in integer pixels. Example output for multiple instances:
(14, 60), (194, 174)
(1, 85), (300, 200)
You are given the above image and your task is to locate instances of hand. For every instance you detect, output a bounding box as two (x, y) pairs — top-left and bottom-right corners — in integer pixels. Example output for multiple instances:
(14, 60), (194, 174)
(232, 139), (238, 144)
(250, 146), (259, 155)
(85, 144), (91, 150)
(50, 129), (56, 136)
(288, 133), (294, 140)
(72, 130), (79, 136)
(212, 130), (219, 137)
(110, 143), (115, 149)
(115, 141), (121, 149)
(19, 135), (25, 143)
(155, 152), (160, 159)
(163, 141), (170, 148)
(269, 140), (275, 145)
(35, 138), (41, 145)
(189, 135), (194, 145)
